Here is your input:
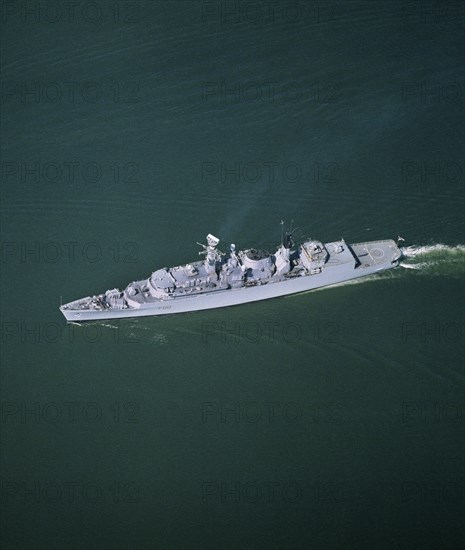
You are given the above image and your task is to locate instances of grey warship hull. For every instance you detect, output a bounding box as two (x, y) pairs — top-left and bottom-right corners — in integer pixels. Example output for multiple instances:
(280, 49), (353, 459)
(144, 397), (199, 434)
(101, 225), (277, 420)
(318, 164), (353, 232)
(60, 236), (402, 322)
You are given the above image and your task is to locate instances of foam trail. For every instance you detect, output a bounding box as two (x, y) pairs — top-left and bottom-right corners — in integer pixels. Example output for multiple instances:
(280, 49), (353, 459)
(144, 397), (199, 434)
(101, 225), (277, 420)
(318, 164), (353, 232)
(399, 262), (422, 270)
(400, 244), (465, 275)
(401, 244), (465, 258)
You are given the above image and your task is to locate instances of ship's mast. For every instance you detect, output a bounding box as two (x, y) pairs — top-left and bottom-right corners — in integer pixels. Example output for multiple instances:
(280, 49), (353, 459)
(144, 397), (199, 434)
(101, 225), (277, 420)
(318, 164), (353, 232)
(280, 220), (294, 249)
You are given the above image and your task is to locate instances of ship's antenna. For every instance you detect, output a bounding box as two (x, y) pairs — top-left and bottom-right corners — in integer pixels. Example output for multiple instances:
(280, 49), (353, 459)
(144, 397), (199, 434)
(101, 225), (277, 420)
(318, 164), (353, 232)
(283, 220), (295, 249)
(292, 227), (303, 243)
(280, 220), (284, 246)
(197, 241), (208, 255)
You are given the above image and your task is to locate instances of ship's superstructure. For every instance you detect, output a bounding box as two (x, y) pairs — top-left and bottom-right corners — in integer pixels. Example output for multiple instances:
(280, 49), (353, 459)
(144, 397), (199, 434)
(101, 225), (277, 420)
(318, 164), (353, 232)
(60, 227), (403, 321)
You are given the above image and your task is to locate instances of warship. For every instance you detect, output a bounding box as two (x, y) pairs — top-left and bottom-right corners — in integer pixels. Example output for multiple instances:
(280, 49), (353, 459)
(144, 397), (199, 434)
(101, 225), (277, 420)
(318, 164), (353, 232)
(60, 225), (403, 322)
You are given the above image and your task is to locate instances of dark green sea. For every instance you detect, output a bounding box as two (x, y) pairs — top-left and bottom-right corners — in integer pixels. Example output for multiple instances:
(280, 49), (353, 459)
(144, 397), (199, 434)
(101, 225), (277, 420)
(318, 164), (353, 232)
(1, 1), (464, 549)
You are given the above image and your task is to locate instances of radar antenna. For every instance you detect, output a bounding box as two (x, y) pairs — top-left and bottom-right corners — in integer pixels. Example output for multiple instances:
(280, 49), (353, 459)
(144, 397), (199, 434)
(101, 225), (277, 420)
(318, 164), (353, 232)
(197, 234), (224, 263)
(197, 242), (208, 255)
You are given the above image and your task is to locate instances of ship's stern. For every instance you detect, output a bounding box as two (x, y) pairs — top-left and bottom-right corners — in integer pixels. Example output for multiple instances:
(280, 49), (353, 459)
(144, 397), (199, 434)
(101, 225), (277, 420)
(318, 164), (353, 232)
(350, 239), (403, 270)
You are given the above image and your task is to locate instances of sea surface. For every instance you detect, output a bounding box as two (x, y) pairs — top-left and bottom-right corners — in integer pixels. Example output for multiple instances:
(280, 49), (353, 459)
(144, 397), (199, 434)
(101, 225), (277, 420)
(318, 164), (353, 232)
(1, 1), (464, 549)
